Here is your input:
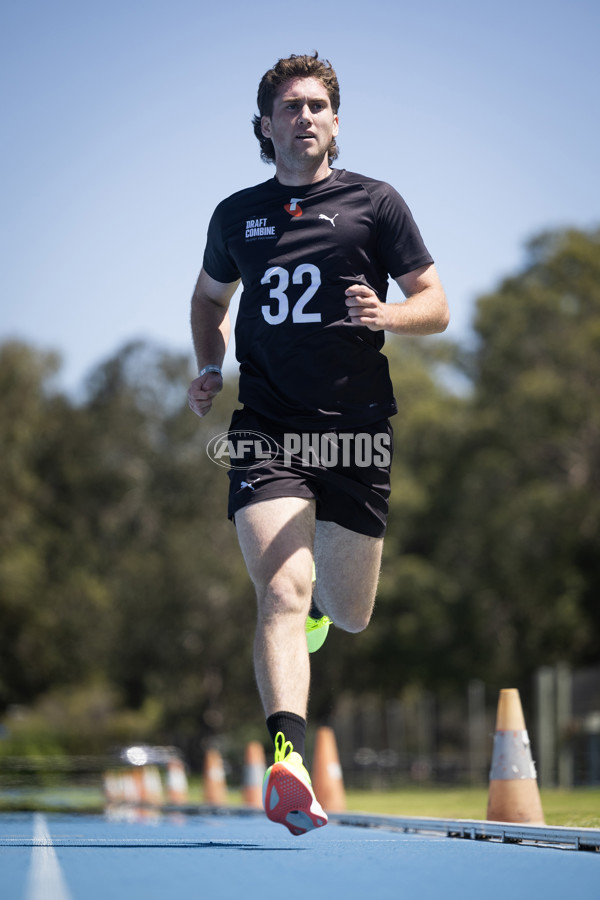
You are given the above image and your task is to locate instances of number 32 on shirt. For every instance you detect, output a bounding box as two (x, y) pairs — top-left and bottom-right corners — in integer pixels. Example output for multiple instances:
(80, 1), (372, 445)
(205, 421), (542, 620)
(260, 264), (321, 325)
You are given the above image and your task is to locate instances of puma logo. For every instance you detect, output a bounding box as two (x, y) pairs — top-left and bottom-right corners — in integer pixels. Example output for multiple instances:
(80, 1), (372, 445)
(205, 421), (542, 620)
(318, 213), (339, 227)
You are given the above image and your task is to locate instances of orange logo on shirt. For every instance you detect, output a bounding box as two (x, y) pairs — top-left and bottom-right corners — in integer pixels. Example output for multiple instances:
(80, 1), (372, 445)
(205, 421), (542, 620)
(284, 198), (303, 217)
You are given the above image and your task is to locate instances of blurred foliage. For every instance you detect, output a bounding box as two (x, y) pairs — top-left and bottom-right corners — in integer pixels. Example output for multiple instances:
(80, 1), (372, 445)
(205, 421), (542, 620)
(0, 227), (599, 765)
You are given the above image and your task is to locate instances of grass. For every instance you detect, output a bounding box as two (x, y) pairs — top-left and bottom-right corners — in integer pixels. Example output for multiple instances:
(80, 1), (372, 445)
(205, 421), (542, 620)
(190, 782), (600, 828)
(1, 782), (598, 829)
(342, 786), (600, 829)
(200, 782), (600, 828)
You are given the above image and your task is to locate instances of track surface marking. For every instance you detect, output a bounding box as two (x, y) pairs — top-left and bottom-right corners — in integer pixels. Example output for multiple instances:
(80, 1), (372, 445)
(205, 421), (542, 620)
(25, 814), (73, 900)
(0, 811), (597, 900)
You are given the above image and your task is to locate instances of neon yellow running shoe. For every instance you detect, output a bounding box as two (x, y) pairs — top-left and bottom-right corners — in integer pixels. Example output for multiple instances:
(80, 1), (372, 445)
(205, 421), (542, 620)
(262, 733), (328, 836)
(306, 613), (332, 653)
(306, 561), (332, 653)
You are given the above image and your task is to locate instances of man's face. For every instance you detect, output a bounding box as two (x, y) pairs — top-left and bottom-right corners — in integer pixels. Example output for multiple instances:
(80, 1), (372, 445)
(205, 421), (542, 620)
(261, 76), (339, 172)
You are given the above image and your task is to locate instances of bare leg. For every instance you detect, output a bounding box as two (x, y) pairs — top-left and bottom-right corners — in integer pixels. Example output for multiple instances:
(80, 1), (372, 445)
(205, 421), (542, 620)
(235, 497), (316, 719)
(313, 520), (384, 633)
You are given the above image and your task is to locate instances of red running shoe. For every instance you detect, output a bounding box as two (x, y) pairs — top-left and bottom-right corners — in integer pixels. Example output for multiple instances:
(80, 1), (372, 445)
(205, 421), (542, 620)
(262, 733), (328, 836)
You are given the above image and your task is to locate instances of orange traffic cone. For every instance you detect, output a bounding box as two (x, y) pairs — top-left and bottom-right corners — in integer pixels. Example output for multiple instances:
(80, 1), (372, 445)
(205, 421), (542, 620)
(167, 758), (189, 805)
(134, 765), (164, 806)
(242, 741), (266, 808)
(311, 726), (346, 812)
(203, 747), (227, 805)
(102, 770), (120, 805)
(122, 769), (141, 804)
(487, 688), (545, 824)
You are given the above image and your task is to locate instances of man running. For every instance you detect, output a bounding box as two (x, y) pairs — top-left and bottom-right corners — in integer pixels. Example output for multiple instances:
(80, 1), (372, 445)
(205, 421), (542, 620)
(188, 52), (449, 835)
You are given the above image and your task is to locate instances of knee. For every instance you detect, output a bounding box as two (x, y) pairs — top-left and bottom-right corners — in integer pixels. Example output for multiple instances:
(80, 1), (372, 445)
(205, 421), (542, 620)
(336, 607), (372, 634)
(318, 584), (375, 634)
(256, 573), (311, 621)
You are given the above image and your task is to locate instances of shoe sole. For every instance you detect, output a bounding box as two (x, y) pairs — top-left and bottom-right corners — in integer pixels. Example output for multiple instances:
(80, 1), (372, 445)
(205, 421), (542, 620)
(306, 618), (331, 653)
(263, 762), (328, 835)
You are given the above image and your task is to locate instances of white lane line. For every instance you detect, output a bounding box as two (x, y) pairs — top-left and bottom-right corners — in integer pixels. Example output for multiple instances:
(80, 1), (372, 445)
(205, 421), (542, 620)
(26, 813), (74, 900)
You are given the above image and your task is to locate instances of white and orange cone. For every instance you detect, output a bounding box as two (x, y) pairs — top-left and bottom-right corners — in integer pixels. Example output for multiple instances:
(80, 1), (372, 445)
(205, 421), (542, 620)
(242, 741), (266, 808)
(122, 769), (142, 804)
(311, 726), (346, 812)
(487, 688), (545, 824)
(203, 747), (227, 805)
(134, 765), (164, 806)
(102, 770), (119, 805)
(166, 758), (189, 805)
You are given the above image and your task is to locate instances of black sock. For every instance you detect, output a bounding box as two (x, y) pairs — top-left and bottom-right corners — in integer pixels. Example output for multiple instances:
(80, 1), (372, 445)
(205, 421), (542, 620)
(266, 711), (307, 760)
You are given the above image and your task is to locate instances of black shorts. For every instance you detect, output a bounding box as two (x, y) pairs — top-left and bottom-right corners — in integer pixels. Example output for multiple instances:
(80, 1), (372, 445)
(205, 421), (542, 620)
(225, 408), (394, 538)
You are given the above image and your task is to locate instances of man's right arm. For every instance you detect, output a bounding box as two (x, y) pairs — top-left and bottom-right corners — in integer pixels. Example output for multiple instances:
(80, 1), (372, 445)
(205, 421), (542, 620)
(187, 268), (240, 418)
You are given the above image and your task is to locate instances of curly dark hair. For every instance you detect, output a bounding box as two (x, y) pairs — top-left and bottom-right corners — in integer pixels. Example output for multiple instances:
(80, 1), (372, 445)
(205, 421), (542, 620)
(252, 52), (340, 165)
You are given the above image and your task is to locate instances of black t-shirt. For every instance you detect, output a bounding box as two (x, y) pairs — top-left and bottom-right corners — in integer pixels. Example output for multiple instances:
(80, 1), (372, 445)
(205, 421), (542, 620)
(202, 168), (433, 429)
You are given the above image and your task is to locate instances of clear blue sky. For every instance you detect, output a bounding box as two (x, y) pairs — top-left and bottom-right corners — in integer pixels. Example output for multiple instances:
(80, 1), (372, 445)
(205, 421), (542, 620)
(2, 0), (598, 394)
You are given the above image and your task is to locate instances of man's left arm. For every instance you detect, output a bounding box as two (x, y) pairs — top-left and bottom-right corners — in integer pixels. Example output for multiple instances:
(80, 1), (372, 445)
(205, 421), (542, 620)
(344, 264), (449, 335)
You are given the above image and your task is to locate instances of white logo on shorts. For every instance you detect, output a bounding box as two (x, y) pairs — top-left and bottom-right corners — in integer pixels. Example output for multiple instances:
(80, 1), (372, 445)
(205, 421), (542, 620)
(206, 430), (278, 469)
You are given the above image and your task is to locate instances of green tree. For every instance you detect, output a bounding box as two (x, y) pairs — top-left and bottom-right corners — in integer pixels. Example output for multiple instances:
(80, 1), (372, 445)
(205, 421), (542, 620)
(80, 342), (259, 759)
(436, 227), (600, 687)
(0, 342), (113, 707)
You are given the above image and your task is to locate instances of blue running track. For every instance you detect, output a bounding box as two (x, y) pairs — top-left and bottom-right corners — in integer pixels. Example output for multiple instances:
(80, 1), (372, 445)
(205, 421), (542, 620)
(1, 809), (598, 900)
